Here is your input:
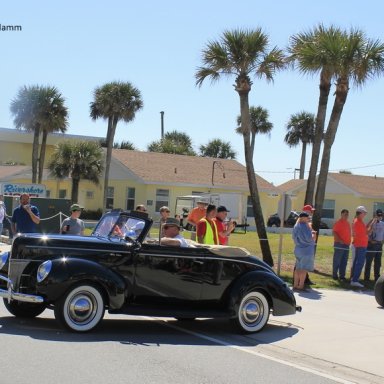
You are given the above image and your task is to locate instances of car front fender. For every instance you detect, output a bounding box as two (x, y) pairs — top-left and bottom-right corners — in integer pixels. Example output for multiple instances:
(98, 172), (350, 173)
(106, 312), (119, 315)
(37, 257), (127, 310)
(226, 271), (297, 317)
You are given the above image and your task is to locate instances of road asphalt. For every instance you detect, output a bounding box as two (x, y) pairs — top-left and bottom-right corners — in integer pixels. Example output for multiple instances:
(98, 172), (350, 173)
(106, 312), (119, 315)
(1, 241), (383, 383)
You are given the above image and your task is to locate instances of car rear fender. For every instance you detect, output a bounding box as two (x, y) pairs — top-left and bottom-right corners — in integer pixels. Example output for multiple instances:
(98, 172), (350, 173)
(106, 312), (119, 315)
(225, 271), (296, 316)
(37, 257), (127, 309)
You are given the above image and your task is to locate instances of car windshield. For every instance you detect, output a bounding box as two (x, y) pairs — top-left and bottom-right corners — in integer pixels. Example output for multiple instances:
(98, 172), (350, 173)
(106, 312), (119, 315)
(92, 212), (147, 240)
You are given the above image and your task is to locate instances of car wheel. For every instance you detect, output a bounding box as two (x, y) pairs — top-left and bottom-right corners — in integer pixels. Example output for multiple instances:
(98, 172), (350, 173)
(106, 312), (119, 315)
(374, 276), (384, 307)
(231, 291), (270, 333)
(3, 299), (46, 318)
(54, 284), (105, 332)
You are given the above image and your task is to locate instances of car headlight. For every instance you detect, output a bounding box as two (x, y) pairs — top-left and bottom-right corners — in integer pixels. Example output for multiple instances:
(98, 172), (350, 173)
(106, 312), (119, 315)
(37, 260), (52, 283)
(0, 252), (9, 270)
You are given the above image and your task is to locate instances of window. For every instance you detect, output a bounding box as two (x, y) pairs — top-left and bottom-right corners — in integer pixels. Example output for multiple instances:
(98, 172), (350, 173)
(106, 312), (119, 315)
(126, 187), (135, 211)
(246, 196), (253, 217)
(59, 189), (67, 199)
(155, 189), (169, 212)
(322, 199), (335, 219)
(86, 191), (94, 199)
(106, 186), (114, 209)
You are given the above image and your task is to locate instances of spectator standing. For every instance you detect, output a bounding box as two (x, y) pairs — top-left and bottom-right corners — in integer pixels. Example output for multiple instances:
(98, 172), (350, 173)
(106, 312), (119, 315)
(292, 212), (315, 291)
(332, 209), (351, 281)
(197, 204), (219, 245)
(187, 200), (208, 228)
(61, 204), (85, 236)
(302, 204), (317, 286)
(214, 206), (235, 245)
(364, 209), (384, 282)
(159, 206), (171, 237)
(350, 206), (369, 288)
(11, 193), (40, 234)
(0, 195), (5, 239)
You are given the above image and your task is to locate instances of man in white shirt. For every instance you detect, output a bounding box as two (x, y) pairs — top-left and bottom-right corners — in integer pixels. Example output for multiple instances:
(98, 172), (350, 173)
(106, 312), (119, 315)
(160, 217), (189, 247)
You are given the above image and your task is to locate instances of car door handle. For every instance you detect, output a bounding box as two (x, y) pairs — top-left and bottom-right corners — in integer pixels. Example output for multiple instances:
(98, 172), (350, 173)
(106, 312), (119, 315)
(194, 260), (204, 265)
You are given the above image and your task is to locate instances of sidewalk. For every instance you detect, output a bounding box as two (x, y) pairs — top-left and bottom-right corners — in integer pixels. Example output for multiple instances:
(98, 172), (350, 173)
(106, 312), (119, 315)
(257, 288), (384, 383)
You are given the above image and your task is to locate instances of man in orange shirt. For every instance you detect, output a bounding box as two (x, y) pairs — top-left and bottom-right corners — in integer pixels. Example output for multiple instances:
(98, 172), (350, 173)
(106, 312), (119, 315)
(351, 206), (369, 288)
(332, 209), (351, 281)
(187, 200), (208, 228)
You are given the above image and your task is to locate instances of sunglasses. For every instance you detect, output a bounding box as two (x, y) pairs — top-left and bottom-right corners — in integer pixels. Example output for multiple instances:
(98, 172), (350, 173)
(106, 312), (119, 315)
(163, 225), (178, 230)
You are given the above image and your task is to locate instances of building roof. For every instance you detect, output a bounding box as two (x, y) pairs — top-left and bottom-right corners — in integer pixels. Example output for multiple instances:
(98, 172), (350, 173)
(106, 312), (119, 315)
(328, 173), (384, 198)
(277, 179), (307, 193)
(112, 149), (279, 192)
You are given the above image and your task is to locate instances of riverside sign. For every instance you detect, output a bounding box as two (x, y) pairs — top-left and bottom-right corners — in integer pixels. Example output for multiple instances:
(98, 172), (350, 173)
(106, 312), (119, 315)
(0, 183), (46, 197)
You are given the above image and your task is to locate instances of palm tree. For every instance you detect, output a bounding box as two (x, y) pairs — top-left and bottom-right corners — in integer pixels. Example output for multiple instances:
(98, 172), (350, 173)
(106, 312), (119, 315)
(48, 140), (104, 203)
(236, 106), (273, 158)
(288, 25), (344, 205)
(199, 139), (236, 159)
(312, 28), (384, 231)
(10, 85), (68, 183)
(90, 81), (143, 210)
(148, 131), (196, 155)
(284, 111), (315, 179)
(196, 29), (286, 266)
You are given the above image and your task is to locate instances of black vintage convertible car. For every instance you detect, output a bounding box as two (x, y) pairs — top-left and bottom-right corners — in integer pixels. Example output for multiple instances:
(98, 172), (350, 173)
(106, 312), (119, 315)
(0, 210), (300, 333)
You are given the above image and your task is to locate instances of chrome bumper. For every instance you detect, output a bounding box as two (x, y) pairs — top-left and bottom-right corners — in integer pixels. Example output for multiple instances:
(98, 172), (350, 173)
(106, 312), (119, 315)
(0, 274), (44, 304)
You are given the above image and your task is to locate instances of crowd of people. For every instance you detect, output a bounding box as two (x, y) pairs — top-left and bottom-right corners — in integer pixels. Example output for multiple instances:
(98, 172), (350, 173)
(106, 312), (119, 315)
(292, 203), (384, 291)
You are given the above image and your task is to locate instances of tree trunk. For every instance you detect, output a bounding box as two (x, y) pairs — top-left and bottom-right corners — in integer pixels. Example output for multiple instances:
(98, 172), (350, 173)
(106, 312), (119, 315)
(299, 142), (307, 179)
(38, 129), (48, 184)
(31, 127), (40, 183)
(312, 77), (348, 233)
(237, 87), (273, 267)
(71, 176), (80, 203)
(103, 117), (117, 210)
(305, 70), (331, 204)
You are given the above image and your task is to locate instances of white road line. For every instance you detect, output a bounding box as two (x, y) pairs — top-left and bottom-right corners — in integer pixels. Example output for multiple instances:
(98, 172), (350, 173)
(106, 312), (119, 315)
(150, 318), (356, 384)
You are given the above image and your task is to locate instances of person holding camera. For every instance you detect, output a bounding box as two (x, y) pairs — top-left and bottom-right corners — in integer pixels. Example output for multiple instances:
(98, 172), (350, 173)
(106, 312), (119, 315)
(364, 209), (384, 282)
(11, 193), (40, 234)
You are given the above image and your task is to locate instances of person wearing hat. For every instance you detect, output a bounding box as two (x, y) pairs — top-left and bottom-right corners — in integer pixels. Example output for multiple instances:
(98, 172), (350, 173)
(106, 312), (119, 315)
(214, 206), (235, 245)
(187, 199), (209, 229)
(292, 212), (315, 291)
(364, 208), (384, 282)
(61, 203), (85, 236)
(160, 217), (189, 247)
(350, 206), (369, 288)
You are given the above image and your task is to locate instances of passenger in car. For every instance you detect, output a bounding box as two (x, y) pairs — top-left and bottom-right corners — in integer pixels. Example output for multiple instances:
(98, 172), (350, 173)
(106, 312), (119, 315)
(160, 218), (190, 247)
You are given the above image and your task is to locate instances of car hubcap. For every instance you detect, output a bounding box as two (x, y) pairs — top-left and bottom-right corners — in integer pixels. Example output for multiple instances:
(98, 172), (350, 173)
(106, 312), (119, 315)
(241, 298), (262, 326)
(68, 293), (97, 324)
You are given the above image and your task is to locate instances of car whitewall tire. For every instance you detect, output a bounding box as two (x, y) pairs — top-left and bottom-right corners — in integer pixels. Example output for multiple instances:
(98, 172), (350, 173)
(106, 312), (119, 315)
(54, 284), (105, 332)
(233, 291), (270, 333)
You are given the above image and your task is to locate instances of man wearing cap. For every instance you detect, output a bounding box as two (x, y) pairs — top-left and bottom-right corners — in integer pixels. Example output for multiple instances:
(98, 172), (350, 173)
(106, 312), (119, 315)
(215, 206), (235, 245)
(160, 217), (189, 247)
(187, 200), (208, 228)
(11, 193), (40, 234)
(350, 206), (369, 288)
(364, 209), (384, 282)
(61, 204), (85, 236)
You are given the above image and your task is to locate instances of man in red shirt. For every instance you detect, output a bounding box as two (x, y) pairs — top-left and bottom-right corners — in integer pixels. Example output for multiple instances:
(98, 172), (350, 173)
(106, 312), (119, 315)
(214, 206), (235, 245)
(197, 204), (218, 245)
(332, 209), (351, 281)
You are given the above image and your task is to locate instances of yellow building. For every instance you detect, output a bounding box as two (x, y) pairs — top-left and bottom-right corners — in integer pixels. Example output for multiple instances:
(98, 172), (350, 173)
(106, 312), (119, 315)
(0, 127), (280, 225)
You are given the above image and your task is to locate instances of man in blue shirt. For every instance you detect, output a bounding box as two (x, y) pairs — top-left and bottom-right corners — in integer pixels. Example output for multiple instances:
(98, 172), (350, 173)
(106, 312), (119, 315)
(11, 193), (40, 234)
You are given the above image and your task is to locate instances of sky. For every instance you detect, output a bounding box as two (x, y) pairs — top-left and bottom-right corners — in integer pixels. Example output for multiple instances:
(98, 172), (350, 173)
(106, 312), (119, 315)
(1, 0), (384, 186)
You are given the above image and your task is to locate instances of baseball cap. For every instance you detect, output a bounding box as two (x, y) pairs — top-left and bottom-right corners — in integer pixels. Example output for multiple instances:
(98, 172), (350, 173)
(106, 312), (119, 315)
(163, 217), (181, 227)
(299, 212), (310, 218)
(376, 209), (383, 215)
(217, 205), (230, 213)
(70, 203), (84, 212)
(356, 206), (367, 213)
(303, 204), (315, 211)
(196, 199), (209, 205)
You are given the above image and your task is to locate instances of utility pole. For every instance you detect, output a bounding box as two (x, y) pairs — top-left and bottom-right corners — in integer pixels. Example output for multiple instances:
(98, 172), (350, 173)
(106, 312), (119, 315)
(160, 111), (164, 139)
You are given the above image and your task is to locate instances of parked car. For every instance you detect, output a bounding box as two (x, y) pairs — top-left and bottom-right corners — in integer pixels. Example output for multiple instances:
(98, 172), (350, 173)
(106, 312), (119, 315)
(267, 211), (329, 229)
(0, 209), (300, 333)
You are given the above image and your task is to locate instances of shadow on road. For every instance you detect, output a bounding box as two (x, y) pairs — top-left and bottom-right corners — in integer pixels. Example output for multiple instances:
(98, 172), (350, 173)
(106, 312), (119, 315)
(0, 313), (299, 347)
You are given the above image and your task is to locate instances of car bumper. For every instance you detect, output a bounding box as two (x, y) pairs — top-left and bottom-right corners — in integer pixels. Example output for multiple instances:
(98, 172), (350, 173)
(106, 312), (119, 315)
(0, 274), (44, 304)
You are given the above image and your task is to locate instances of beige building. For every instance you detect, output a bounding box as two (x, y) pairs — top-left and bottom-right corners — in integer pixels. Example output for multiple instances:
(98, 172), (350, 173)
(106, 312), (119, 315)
(0, 127), (280, 225)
